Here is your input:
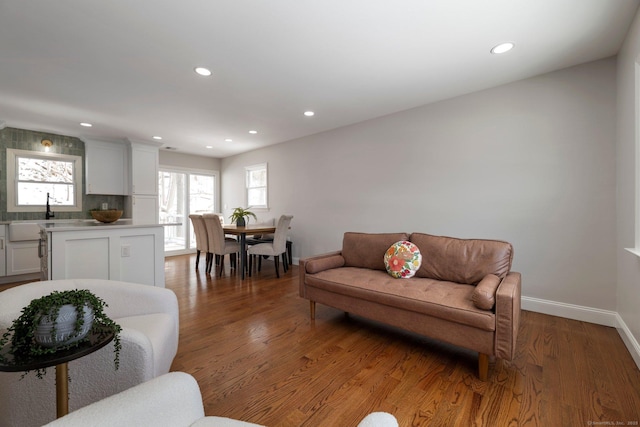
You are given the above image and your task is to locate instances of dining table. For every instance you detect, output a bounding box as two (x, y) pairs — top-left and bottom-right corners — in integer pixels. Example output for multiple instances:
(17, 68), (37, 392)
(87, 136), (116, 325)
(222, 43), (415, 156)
(222, 224), (277, 279)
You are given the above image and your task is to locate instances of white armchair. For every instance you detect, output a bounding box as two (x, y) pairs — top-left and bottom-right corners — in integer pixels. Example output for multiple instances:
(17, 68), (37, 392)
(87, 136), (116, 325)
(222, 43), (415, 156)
(44, 372), (398, 427)
(0, 279), (179, 427)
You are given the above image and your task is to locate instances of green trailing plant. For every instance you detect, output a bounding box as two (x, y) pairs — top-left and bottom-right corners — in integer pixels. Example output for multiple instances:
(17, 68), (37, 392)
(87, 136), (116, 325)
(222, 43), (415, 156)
(229, 207), (257, 225)
(0, 289), (122, 378)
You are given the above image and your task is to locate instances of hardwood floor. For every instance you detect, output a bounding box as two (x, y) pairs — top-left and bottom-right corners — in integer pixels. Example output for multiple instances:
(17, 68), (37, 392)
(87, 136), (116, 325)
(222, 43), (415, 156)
(2, 256), (637, 425)
(166, 254), (640, 426)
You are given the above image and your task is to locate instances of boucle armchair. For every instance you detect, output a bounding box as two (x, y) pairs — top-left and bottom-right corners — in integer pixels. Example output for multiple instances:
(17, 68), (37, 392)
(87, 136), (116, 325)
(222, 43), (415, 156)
(0, 279), (179, 427)
(45, 372), (399, 427)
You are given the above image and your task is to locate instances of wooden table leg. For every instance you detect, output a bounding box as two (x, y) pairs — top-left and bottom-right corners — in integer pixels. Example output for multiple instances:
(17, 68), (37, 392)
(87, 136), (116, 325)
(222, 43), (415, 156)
(56, 362), (69, 418)
(240, 233), (247, 279)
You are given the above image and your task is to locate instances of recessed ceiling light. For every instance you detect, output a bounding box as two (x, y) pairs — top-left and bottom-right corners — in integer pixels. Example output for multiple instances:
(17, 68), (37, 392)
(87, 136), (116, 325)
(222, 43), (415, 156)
(304, 111), (315, 117)
(491, 42), (514, 54)
(225, 138), (233, 142)
(152, 136), (162, 140)
(249, 130), (258, 134)
(194, 67), (212, 76)
(206, 145), (213, 149)
(80, 122), (92, 127)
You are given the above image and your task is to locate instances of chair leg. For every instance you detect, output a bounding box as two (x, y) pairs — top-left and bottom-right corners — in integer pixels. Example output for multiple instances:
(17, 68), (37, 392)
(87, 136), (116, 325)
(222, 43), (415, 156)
(282, 253), (288, 272)
(230, 253), (236, 269)
(258, 255), (262, 272)
(195, 250), (201, 271)
(206, 253), (212, 274)
(248, 254), (253, 277)
(218, 256), (225, 277)
(274, 256), (280, 278)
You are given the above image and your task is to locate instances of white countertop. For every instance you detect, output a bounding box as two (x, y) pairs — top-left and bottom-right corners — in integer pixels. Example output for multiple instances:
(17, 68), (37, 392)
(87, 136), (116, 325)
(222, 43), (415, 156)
(39, 219), (163, 232)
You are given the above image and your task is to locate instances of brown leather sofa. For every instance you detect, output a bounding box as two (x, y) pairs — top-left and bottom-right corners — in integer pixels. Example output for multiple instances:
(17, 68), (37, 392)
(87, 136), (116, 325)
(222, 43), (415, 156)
(299, 232), (521, 380)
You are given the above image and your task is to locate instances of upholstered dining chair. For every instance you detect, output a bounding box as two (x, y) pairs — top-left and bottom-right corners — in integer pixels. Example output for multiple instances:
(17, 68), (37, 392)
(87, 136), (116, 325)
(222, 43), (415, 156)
(189, 214), (211, 272)
(202, 213), (241, 276)
(247, 215), (293, 278)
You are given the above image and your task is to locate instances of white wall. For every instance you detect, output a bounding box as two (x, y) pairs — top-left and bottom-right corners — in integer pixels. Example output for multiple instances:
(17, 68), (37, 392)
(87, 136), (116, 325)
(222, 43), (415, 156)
(616, 8), (640, 367)
(222, 58), (617, 313)
(159, 150), (221, 171)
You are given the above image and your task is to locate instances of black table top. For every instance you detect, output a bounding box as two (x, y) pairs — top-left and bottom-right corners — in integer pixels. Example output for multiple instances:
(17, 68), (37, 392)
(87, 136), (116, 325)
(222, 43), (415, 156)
(0, 329), (115, 372)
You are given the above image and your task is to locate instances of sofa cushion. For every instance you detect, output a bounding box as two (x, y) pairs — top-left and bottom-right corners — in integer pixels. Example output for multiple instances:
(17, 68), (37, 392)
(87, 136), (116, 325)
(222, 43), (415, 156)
(384, 241), (422, 279)
(409, 233), (513, 284)
(305, 267), (495, 331)
(472, 274), (501, 310)
(342, 232), (409, 271)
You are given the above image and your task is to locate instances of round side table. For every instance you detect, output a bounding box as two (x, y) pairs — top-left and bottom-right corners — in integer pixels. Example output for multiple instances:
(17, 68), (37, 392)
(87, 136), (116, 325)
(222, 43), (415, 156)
(0, 328), (115, 419)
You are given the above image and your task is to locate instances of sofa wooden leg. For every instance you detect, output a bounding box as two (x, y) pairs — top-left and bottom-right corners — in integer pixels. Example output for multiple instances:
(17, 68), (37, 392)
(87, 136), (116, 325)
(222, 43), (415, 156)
(310, 301), (316, 320)
(478, 353), (489, 381)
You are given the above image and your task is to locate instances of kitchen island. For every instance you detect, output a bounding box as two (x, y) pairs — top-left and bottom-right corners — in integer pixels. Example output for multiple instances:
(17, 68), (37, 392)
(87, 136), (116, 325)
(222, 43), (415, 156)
(40, 220), (164, 287)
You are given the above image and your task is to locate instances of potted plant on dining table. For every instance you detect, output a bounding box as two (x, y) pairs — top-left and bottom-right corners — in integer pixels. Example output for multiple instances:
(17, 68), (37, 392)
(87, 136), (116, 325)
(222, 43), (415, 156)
(229, 207), (257, 227)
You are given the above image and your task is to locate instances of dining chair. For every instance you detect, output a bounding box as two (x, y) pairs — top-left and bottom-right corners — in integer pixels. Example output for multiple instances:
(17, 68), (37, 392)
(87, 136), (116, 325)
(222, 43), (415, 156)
(189, 214), (211, 272)
(247, 215), (293, 278)
(202, 213), (241, 276)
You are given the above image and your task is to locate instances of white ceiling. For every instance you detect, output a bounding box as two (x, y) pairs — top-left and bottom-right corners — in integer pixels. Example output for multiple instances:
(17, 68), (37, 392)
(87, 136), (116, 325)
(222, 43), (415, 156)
(0, 0), (638, 158)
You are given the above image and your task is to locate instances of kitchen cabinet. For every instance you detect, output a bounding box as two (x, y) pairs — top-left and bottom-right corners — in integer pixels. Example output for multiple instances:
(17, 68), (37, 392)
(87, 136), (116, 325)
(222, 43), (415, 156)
(41, 221), (165, 287)
(130, 143), (158, 195)
(6, 240), (40, 276)
(84, 138), (127, 195)
(127, 141), (160, 224)
(0, 225), (5, 277)
(132, 195), (159, 224)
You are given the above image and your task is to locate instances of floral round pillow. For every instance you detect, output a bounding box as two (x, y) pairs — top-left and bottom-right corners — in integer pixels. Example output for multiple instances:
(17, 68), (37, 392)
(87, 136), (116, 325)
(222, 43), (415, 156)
(384, 241), (422, 279)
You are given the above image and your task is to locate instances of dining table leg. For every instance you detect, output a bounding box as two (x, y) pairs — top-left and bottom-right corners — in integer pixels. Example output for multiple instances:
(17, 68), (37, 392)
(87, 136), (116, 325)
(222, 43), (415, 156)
(240, 232), (247, 279)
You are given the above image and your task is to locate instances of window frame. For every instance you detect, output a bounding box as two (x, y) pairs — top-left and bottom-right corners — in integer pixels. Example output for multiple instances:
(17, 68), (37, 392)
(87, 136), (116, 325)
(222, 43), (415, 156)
(626, 61), (640, 257)
(6, 148), (83, 213)
(245, 162), (269, 210)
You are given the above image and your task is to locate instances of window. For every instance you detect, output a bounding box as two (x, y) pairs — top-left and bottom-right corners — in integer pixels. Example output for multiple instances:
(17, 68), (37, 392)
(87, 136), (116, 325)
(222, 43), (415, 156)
(245, 163), (268, 209)
(158, 168), (218, 254)
(6, 149), (83, 212)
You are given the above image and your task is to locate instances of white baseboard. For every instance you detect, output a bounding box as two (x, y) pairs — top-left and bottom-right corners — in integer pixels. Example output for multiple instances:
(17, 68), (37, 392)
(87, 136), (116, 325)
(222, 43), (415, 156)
(521, 296), (618, 326)
(522, 296), (640, 370)
(615, 314), (640, 370)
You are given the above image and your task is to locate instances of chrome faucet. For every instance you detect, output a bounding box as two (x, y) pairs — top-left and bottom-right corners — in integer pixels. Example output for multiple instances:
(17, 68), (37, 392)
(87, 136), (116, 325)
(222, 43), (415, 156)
(46, 192), (55, 220)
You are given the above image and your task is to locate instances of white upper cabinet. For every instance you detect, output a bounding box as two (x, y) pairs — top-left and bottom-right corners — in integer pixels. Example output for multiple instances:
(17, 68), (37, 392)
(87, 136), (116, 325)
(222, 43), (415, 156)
(84, 138), (127, 195)
(130, 142), (159, 195)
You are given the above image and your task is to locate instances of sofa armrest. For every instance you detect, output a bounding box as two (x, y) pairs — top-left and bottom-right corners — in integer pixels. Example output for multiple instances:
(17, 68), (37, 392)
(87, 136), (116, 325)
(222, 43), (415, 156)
(494, 272), (521, 360)
(299, 251), (343, 298)
(44, 372), (205, 427)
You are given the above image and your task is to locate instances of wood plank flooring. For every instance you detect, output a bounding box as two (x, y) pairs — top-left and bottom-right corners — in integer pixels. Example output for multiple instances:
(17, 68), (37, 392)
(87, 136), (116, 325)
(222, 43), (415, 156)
(166, 254), (640, 426)
(2, 256), (638, 425)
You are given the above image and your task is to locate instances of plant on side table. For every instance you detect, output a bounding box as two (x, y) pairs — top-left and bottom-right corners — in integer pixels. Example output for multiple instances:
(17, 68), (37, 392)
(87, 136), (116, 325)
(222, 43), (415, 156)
(229, 207), (257, 227)
(0, 289), (122, 378)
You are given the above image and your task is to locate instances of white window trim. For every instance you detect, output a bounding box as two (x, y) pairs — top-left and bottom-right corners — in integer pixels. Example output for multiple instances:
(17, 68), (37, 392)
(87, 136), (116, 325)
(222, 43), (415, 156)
(627, 61), (640, 258)
(245, 162), (269, 210)
(6, 148), (83, 213)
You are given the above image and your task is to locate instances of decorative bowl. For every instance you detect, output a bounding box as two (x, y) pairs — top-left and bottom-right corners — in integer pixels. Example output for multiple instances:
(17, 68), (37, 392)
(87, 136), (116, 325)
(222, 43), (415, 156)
(91, 209), (123, 223)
